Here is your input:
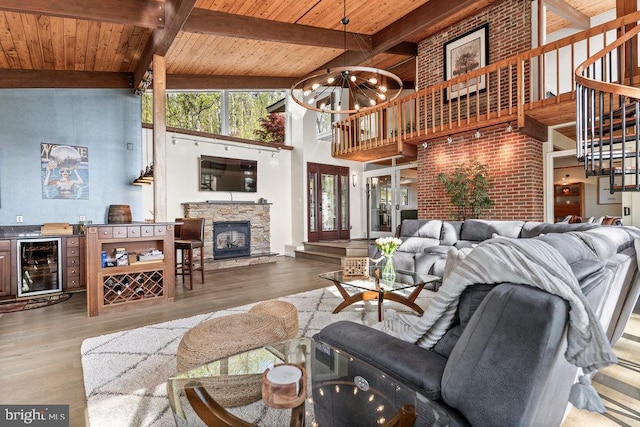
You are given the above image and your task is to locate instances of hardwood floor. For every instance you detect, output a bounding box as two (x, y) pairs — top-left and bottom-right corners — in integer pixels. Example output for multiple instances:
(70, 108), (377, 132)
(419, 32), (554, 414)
(0, 256), (335, 427)
(0, 255), (638, 427)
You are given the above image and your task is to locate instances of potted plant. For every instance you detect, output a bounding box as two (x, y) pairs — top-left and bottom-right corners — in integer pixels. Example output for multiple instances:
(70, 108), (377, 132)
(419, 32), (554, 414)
(437, 160), (493, 220)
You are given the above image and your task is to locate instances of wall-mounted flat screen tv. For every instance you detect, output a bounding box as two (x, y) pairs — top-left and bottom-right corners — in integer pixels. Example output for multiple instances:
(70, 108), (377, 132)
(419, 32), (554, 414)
(199, 155), (257, 192)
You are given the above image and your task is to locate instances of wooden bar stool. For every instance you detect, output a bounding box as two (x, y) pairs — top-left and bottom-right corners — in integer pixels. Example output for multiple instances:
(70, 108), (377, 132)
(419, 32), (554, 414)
(175, 217), (205, 290)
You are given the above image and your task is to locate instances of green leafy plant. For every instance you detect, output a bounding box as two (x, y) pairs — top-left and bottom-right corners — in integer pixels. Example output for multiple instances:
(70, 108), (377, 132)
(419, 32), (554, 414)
(437, 160), (494, 220)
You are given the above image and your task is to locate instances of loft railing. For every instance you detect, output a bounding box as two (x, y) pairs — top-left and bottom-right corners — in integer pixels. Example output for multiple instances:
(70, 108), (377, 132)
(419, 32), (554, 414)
(332, 10), (640, 158)
(576, 21), (640, 192)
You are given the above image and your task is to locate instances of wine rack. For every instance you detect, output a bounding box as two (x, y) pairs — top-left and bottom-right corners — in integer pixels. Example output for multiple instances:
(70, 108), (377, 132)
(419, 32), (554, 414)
(102, 270), (164, 306)
(85, 223), (175, 317)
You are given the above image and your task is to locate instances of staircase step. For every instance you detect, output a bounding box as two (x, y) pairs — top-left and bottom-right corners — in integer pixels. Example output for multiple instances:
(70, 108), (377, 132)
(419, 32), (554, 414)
(294, 249), (343, 265)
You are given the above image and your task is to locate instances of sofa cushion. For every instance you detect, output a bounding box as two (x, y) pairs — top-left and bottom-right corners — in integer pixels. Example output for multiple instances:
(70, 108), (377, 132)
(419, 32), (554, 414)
(441, 284), (571, 427)
(314, 321), (448, 400)
(441, 221), (463, 246)
(397, 236), (441, 253)
(460, 219), (525, 241)
(399, 219), (443, 239)
(520, 222), (598, 238)
(534, 233), (592, 265)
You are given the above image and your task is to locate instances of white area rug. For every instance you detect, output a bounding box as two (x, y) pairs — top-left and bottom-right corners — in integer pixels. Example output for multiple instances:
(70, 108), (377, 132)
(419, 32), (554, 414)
(81, 286), (435, 427)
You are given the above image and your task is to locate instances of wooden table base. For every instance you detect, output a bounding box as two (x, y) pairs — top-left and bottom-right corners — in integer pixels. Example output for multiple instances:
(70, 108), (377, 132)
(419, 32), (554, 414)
(331, 281), (425, 321)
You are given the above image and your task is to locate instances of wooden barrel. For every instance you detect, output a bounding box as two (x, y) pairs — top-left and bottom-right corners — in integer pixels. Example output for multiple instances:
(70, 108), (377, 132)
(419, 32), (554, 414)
(107, 205), (132, 224)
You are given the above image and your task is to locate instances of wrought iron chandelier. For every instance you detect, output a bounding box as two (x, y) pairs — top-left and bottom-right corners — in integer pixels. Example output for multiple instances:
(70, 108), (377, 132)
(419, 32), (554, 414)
(290, 0), (403, 114)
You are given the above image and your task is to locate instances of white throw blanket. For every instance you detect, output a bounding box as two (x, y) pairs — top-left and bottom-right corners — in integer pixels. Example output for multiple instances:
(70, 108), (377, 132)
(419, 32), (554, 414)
(375, 237), (618, 411)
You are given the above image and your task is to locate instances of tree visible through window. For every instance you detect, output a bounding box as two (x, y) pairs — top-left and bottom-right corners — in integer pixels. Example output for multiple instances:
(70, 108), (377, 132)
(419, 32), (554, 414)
(141, 90), (286, 143)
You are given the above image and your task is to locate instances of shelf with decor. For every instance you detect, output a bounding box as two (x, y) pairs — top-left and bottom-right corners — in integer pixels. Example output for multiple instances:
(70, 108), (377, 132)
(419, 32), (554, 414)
(554, 182), (584, 222)
(85, 223), (175, 317)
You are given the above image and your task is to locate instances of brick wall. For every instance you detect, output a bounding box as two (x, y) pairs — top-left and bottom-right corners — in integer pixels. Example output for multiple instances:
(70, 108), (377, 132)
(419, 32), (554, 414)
(417, 0), (532, 89)
(418, 128), (544, 221)
(415, 0), (541, 221)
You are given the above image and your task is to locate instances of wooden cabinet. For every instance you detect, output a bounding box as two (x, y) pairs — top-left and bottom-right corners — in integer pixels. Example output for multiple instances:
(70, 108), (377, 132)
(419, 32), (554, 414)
(554, 182), (585, 222)
(63, 236), (85, 292)
(85, 223), (175, 317)
(0, 240), (11, 297)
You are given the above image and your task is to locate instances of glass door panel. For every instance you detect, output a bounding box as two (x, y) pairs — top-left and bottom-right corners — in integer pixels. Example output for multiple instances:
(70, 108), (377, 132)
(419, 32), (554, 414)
(321, 173), (338, 232)
(309, 172), (318, 233)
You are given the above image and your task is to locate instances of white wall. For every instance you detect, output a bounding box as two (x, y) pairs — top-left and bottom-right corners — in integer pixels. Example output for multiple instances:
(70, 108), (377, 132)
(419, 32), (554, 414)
(141, 127), (293, 255)
(288, 98), (366, 243)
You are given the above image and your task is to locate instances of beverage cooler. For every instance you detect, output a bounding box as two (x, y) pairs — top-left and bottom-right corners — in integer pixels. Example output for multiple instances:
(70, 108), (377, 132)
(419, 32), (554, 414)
(17, 238), (62, 298)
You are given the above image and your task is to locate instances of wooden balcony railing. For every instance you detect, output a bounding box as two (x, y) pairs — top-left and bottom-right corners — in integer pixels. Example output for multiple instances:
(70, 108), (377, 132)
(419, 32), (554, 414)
(332, 10), (640, 159)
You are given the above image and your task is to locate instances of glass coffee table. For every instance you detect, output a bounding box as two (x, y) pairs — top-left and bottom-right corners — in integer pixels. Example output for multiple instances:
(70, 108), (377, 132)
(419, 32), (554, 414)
(319, 267), (440, 321)
(167, 337), (451, 426)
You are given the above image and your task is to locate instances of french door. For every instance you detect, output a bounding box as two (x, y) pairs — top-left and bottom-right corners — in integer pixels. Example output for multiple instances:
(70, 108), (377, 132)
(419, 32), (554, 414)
(307, 163), (350, 242)
(365, 166), (418, 238)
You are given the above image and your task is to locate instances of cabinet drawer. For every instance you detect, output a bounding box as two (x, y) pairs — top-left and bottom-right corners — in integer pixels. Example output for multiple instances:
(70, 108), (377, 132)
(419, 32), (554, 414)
(154, 225), (167, 236)
(113, 227), (127, 238)
(67, 237), (80, 247)
(0, 240), (9, 250)
(127, 226), (141, 238)
(98, 227), (113, 239)
(141, 226), (155, 237)
(67, 247), (80, 257)
(65, 275), (82, 289)
(67, 266), (81, 276)
(67, 256), (80, 267)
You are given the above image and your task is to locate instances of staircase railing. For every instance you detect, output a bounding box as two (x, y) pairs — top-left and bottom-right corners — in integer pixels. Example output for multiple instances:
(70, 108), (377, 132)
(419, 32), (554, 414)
(576, 20), (640, 192)
(333, 11), (640, 158)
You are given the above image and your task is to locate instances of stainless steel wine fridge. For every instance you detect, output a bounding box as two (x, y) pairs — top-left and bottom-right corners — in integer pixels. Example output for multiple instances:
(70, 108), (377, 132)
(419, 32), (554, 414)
(17, 238), (62, 298)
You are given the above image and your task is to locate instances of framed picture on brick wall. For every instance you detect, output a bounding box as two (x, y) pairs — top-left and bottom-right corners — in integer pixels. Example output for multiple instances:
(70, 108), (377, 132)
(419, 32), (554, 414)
(443, 24), (489, 101)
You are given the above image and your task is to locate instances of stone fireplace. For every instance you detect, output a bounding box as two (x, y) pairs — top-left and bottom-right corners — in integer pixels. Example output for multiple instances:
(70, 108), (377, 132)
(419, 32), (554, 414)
(182, 201), (275, 270)
(213, 221), (251, 259)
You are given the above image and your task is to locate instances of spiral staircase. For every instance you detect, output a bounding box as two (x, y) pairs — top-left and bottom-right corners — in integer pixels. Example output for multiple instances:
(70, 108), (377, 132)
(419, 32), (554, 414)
(576, 21), (640, 193)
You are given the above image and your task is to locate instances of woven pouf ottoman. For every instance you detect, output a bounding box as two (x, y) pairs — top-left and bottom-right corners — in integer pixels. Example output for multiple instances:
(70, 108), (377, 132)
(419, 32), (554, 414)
(249, 300), (299, 339)
(176, 312), (288, 407)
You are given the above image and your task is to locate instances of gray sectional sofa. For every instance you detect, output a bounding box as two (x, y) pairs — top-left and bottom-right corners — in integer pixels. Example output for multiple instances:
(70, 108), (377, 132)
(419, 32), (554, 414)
(317, 219), (640, 426)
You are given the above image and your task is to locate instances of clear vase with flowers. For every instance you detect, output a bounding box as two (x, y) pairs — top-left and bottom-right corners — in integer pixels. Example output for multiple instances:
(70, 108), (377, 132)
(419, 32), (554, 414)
(374, 237), (403, 284)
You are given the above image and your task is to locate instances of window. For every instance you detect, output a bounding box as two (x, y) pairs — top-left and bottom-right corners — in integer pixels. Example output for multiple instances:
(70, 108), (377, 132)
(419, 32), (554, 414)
(141, 90), (286, 142)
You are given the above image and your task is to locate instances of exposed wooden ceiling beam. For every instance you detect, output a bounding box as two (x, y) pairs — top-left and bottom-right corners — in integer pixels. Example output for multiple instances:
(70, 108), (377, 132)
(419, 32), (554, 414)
(133, 0), (197, 92)
(165, 75), (298, 90)
(320, 0), (498, 70)
(184, 8), (372, 52)
(0, 70), (132, 88)
(545, 0), (590, 30)
(0, 0), (165, 29)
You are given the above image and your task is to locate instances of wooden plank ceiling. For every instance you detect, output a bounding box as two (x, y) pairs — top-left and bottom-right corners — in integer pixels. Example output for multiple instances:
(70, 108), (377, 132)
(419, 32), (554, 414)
(0, 0), (620, 92)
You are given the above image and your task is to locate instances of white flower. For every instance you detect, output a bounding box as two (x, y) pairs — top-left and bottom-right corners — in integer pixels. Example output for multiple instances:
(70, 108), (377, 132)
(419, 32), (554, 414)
(375, 237), (403, 255)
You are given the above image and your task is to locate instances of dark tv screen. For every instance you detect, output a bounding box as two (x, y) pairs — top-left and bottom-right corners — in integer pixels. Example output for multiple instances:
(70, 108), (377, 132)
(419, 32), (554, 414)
(199, 155), (257, 192)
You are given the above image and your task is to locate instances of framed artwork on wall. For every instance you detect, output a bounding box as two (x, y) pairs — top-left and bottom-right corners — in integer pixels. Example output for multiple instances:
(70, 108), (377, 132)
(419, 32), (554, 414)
(41, 143), (89, 200)
(598, 176), (622, 204)
(443, 24), (489, 101)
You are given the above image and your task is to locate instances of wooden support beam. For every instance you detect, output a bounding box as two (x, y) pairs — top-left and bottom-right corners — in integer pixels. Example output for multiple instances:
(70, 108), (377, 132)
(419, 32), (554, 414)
(152, 54), (167, 222)
(521, 115), (549, 142)
(133, 0), (196, 93)
(0, 0), (165, 29)
(544, 0), (590, 30)
(320, 0), (497, 70)
(184, 9), (372, 52)
(0, 70), (132, 88)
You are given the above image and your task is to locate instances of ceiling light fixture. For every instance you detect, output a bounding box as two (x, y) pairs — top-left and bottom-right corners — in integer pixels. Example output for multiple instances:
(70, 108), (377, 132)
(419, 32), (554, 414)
(421, 142), (428, 149)
(289, 0), (403, 114)
(474, 130), (481, 139)
(447, 136), (453, 144)
(506, 123), (513, 132)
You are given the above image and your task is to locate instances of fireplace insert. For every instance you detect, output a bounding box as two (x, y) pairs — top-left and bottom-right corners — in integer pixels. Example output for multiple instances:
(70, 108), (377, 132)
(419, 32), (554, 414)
(213, 221), (251, 259)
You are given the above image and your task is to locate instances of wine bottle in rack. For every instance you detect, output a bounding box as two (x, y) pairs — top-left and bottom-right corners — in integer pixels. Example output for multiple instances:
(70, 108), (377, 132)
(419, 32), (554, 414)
(114, 284), (122, 295)
(135, 287), (145, 297)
